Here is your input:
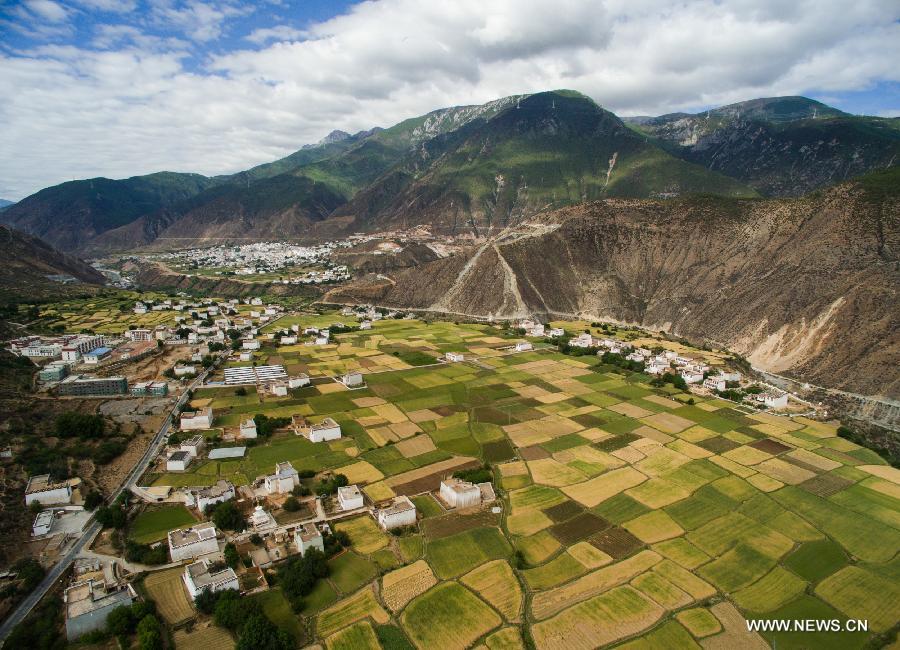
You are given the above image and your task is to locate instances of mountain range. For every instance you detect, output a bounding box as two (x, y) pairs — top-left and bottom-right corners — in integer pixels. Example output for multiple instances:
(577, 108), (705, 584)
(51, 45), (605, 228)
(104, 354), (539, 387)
(3, 91), (898, 254)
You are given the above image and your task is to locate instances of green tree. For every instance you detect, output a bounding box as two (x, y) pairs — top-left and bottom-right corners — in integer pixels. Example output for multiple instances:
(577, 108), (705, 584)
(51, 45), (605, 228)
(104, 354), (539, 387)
(224, 542), (240, 568)
(136, 614), (162, 650)
(236, 614), (292, 650)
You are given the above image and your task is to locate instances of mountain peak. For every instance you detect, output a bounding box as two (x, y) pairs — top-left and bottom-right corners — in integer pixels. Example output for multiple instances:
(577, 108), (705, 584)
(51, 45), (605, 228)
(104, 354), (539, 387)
(708, 96), (846, 123)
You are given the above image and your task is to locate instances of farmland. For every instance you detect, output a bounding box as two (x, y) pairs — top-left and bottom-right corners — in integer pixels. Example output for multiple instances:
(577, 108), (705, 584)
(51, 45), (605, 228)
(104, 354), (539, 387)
(135, 313), (898, 648)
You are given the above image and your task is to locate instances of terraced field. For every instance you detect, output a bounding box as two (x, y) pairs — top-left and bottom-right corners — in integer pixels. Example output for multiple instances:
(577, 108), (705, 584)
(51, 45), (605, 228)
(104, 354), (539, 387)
(146, 315), (899, 648)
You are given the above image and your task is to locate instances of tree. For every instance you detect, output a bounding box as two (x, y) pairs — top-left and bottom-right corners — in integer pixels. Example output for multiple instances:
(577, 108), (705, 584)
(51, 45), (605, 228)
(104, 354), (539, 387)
(106, 604), (135, 635)
(282, 497), (301, 512)
(235, 386), (247, 396)
(236, 613), (292, 650)
(83, 489), (104, 510)
(136, 614), (162, 650)
(214, 590), (255, 631)
(211, 500), (246, 532)
(194, 588), (220, 615)
(224, 542), (240, 568)
(55, 412), (105, 439)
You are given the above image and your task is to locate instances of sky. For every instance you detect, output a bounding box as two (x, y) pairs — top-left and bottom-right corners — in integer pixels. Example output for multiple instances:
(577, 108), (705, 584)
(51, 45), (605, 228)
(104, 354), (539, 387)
(1, 0), (899, 200)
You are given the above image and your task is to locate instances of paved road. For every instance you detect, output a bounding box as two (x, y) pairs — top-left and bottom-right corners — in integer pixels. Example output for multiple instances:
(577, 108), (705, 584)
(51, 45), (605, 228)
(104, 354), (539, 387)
(0, 362), (218, 644)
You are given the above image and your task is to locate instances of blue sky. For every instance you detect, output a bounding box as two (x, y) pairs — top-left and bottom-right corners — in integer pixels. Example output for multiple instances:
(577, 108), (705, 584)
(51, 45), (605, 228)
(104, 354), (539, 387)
(1, 0), (898, 200)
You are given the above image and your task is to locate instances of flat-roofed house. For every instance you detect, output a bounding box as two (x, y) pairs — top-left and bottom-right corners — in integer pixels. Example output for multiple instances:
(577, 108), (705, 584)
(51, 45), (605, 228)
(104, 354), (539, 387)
(180, 435), (205, 458)
(240, 418), (258, 439)
(754, 390), (789, 409)
(376, 495), (417, 530)
(295, 523), (324, 555)
(25, 474), (73, 506)
(514, 341), (533, 352)
(32, 510), (54, 537)
(264, 462), (299, 494)
(294, 417), (342, 443)
(338, 485), (364, 511)
(180, 407), (213, 430)
(166, 450), (192, 471)
(340, 371), (363, 387)
(446, 352), (464, 362)
(64, 579), (136, 641)
(288, 374), (310, 389)
(440, 478), (482, 509)
(703, 376), (726, 392)
(183, 559), (238, 598)
(185, 480), (235, 513)
(168, 523), (219, 562)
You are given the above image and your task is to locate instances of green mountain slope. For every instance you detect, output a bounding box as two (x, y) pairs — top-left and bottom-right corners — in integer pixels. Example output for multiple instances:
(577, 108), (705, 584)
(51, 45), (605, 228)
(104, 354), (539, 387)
(625, 97), (900, 196)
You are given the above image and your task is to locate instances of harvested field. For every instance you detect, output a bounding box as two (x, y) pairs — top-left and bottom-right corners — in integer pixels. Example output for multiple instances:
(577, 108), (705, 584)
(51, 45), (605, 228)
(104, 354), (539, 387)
(799, 473), (853, 497)
(401, 582), (502, 650)
(317, 586), (389, 638)
(423, 509), (499, 540)
(623, 511), (683, 544)
(590, 526), (644, 558)
(530, 550), (662, 620)
(144, 567), (194, 624)
(527, 458), (587, 487)
(749, 438), (793, 455)
(520, 445), (551, 460)
(640, 412), (695, 434)
(507, 508), (553, 536)
(460, 559), (522, 620)
(336, 460), (384, 484)
(531, 585), (664, 650)
(700, 602), (769, 650)
(381, 560), (438, 612)
(388, 457), (481, 494)
(543, 500), (584, 522)
(173, 625), (235, 650)
(756, 458), (817, 485)
(568, 541), (613, 569)
(549, 512), (610, 545)
(498, 461), (528, 476)
(562, 466), (647, 507)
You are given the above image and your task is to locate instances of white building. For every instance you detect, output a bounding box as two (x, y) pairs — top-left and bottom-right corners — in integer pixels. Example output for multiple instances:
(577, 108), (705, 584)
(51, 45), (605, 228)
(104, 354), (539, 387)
(548, 327), (565, 338)
(166, 450), (192, 471)
(32, 510), (54, 537)
(264, 462), (299, 494)
(721, 371), (742, 382)
(168, 523), (219, 562)
(180, 407), (213, 430)
(359, 320), (372, 330)
(240, 419), (258, 439)
(680, 370), (704, 384)
(440, 478), (482, 509)
(288, 375), (310, 389)
(295, 523), (324, 555)
(376, 495), (417, 530)
(340, 372), (363, 387)
(338, 485), (364, 511)
(571, 333), (595, 348)
(180, 435), (205, 458)
(25, 474), (73, 506)
(125, 329), (153, 342)
(446, 352), (465, 362)
(270, 381), (288, 397)
(185, 480), (235, 513)
(703, 376), (726, 392)
(514, 341), (533, 352)
(295, 417), (342, 443)
(183, 559), (238, 599)
(249, 505), (276, 532)
(83, 347), (112, 364)
(174, 364), (196, 377)
(243, 339), (261, 350)
(755, 391), (789, 409)
(280, 336), (297, 345)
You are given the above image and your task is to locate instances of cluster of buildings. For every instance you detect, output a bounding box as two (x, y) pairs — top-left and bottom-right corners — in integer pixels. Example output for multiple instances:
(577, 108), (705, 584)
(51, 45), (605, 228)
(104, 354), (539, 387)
(153, 241), (352, 285)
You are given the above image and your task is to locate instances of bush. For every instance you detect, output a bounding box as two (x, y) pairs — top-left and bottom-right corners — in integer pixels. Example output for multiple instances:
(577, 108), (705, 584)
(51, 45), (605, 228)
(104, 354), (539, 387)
(56, 412), (105, 439)
(124, 541), (167, 565)
(453, 466), (492, 484)
(96, 504), (127, 529)
(277, 548), (329, 607)
(136, 614), (162, 650)
(315, 473), (349, 496)
(282, 497), (301, 512)
(210, 500), (246, 532)
(235, 386), (247, 396)
(224, 542), (240, 568)
(12, 558), (45, 592)
(84, 489), (104, 511)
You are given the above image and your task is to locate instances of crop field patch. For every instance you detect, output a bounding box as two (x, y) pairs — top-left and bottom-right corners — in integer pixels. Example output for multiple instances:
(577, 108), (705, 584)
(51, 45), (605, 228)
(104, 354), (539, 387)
(144, 567), (194, 624)
(749, 438), (794, 455)
(652, 537), (711, 570)
(516, 530), (562, 565)
(543, 499), (584, 522)
(427, 526), (512, 579)
(815, 566), (900, 632)
(401, 582), (502, 650)
(523, 551), (588, 590)
(562, 466), (647, 507)
(335, 516), (389, 554)
(732, 566), (807, 613)
(324, 620), (381, 650)
(549, 512), (610, 545)
(423, 509), (500, 540)
(482, 439), (516, 462)
(173, 625), (235, 650)
(528, 458), (588, 487)
(631, 570), (693, 610)
(519, 444), (551, 460)
(675, 607), (721, 638)
(388, 458), (481, 495)
(799, 473), (853, 497)
(590, 525), (644, 559)
(698, 543), (777, 592)
(329, 552), (378, 594)
(623, 510), (683, 544)
(129, 505), (196, 544)
(381, 560), (438, 612)
(696, 436), (742, 454)
(592, 432), (641, 452)
(460, 559), (522, 620)
(317, 585), (389, 638)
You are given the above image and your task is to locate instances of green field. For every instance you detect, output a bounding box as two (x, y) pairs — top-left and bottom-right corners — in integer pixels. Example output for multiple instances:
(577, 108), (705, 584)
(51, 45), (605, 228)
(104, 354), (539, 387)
(128, 505), (196, 544)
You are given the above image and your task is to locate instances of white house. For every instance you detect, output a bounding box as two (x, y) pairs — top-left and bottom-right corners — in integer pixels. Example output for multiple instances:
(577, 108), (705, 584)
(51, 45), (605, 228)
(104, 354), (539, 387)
(183, 559), (238, 598)
(180, 407), (213, 430)
(25, 474), (73, 506)
(240, 419), (258, 439)
(296, 417), (342, 443)
(249, 505), (276, 532)
(680, 370), (704, 384)
(314, 335), (330, 345)
(340, 372), (364, 388)
(755, 391), (789, 409)
(440, 478), (482, 509)
(514, 341), (533, 352)
(83, 347), (112, 364)
(185, 480), (235, 513)
(338, 485), (364, 511)
(270, 381), (288, 397)
(166, 450), (192, 472)
(280, 336), (297, 345)
(126, 329), (153, 342)
(359, 320), (372, 330)
(264, 462), (299, 494)
(571, 333), (595, 348)
(548, 327), (565, 338)
(446, 352), (465, 363)
(243, 339), (260, 351)
(32, 510), (54, 537)
(239, 351), (253, 362)
(174, 364), (196, 377)
(377, 495), (417, 530)
(703, 376), (727, 392)
(168, 523), (219, 562)
(295, 523), (324, 555)
(180, 435), (205, 458)
(288, 375), (310, 389)
(721, 371), (742, 382)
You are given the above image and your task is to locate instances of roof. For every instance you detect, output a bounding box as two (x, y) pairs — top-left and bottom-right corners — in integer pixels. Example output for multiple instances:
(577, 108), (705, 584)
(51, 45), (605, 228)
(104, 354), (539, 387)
(209, 447), (246, 459)
(380, 495), (416, 517)
(297, 522), (322, 542)
(168, 450), (191, 462)
(338, 485), (362, 500)
(26, 474), (71, 495)
(441, 477), (480, 494)
(65, 579), (133, 619)
(185, 560), (237, 590)
(182, 435), (204, 446)
(86, 347), (111, 356)
(168, 523), (217, 549)
(33, 510), (54, 528)
(194, 480), (234, 499)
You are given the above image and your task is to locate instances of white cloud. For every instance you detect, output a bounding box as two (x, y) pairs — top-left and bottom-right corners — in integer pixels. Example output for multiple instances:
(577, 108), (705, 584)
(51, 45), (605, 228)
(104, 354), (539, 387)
(1, 0), (899, 200)
(23, 0), (69, 22)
